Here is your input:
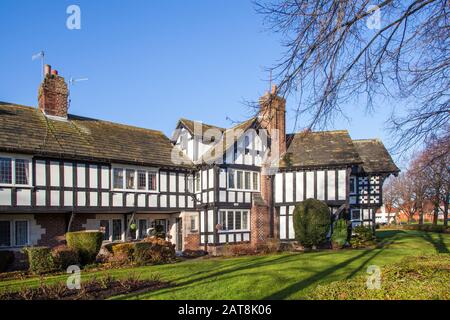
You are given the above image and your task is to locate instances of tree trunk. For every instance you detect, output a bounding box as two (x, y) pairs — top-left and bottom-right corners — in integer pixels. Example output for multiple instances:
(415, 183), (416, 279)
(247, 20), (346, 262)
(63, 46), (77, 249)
(419, 210), (424, 225)
(433, 205), (439, 225)
(444, 193), (449, 227)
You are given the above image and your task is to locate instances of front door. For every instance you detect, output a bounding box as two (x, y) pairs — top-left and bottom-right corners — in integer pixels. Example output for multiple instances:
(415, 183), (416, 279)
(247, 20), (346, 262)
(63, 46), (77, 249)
(176, 218), (183, 251)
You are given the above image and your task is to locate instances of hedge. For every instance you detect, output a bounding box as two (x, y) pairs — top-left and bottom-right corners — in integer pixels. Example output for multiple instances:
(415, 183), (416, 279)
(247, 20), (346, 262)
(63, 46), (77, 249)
(23, 247), (55, 274)
(310, 254), (450, 300)
(66, 231), (103, 265)
(293, 199), (331, 248)
(51, 245), (79, 270)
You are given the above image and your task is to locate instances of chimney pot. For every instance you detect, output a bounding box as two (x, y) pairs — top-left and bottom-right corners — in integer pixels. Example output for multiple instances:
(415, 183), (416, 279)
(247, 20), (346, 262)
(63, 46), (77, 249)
(44, 64), (51, 76)
(51, 69), (58, 76)
(271, 84), (278, 95)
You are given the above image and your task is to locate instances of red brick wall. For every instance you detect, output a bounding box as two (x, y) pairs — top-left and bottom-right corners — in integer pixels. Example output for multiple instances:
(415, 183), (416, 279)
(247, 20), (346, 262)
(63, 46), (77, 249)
(35, 214), (67, 247)
(184, 233), (201, 251)
(251, 203), (270, 247)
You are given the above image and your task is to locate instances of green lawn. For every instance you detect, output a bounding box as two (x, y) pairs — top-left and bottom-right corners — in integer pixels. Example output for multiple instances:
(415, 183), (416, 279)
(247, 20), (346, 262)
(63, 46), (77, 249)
(1, 229), (449, 300)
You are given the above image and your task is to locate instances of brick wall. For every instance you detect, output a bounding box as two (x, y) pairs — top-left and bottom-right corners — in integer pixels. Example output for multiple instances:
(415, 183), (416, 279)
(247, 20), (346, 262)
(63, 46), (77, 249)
(35, 214), (67, 247)
(38, 67), (69, 118)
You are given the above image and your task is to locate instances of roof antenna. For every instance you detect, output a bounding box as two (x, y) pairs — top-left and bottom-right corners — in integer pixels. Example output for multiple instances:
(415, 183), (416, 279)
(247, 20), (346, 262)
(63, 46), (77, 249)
(269, 70), (272, 92)
(32, 51), (45, 79)
(68, 77), (89, 111)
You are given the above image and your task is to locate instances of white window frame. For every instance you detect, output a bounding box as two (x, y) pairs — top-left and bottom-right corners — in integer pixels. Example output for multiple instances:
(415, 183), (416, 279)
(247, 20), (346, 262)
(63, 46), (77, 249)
(0, 154), (32, 188)
(217, 210), (250, 232)
(111, 164), (159, 193)
(227, 169), (260, 192)
(0, 219), (30, 248)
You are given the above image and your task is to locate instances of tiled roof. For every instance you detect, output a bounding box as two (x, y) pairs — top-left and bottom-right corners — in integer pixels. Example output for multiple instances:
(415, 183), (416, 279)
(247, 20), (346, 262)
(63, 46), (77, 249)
(0, 102), (193, 169)
(282, 130), (363, 168)
(353, 139), (400, 174)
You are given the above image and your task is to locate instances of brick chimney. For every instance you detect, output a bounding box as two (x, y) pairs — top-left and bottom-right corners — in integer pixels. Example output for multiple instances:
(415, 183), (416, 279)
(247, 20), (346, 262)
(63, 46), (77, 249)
(38, 65), (69, 118)
(258, 84), (286, 156)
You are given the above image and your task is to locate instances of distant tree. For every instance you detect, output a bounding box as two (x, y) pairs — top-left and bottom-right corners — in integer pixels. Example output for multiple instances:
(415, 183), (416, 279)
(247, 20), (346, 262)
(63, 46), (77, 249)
(256, 0), (449, 155)
(383, 176), (398, 224)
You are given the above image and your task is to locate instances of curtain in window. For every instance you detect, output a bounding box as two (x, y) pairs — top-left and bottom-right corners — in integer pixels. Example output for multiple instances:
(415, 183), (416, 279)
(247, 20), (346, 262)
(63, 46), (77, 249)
(113, 168), (123, 189)
(149, 172), (157, 191)
(242, 211), (249, 230)
(126, 169), (135, 189)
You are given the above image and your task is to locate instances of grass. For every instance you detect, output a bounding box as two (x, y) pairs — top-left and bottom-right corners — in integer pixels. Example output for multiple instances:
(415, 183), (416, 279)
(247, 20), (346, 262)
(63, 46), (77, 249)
(0, 229), (449, 300)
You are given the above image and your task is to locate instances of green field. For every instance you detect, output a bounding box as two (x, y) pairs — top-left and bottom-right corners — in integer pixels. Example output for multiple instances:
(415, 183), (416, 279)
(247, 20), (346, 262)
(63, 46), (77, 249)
(1, 229), (449, 300)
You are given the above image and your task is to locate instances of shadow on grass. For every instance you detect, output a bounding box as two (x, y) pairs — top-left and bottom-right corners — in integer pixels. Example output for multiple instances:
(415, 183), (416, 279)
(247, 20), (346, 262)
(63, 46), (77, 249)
(421, 232), (449, 254)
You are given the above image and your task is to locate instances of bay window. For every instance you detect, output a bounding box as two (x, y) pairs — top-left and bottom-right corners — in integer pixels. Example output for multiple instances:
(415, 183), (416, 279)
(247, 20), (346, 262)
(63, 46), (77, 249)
(112, 166), (158, 192)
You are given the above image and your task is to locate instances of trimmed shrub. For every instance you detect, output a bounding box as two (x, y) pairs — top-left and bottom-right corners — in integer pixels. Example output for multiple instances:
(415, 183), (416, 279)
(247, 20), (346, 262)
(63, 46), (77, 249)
(351, 225), (375, 248)
(111, 242), (135, 265)
(0, 251), (15, 273)
(402, 224), (449, 233)
(66, 231), (103, 265)
(23, 247), (55, 274)
(134, 237), (176, 265)
(310, 254), (450, 300)
(293, 199), (331, 248)
(51, 245), (79, 271)
(331, 219), (349, 249)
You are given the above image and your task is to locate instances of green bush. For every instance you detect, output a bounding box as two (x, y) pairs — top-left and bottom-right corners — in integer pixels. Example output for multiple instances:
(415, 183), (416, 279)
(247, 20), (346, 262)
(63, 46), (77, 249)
(134, 237), (176, 265)
(351, 225), (375, 248)
(0, 251), (15, 273)
(331, 219), (348, 249)
(293, 199), (331, 248)
(51, 245), (79, 271)
(310, 254), (450, 300)
(23, 247), (55, 274)
(66, 231), (103, 265)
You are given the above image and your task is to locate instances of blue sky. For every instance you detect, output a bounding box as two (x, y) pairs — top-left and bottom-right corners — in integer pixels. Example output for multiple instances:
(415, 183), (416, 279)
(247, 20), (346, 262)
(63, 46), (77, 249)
(0, 0), (403, 167)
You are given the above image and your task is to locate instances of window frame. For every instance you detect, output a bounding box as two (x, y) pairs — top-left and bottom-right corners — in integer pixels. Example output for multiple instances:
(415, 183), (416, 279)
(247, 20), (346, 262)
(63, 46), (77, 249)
(111, 165), (159, 193)
(0, 154), (32, 188)
(227, 169), (260, 192)
(218, 210), (250, 232)
(0, 219), (30, 248)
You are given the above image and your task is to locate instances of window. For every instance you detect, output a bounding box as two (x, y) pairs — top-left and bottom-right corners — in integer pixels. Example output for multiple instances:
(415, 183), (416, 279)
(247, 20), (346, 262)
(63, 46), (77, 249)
(244, 172), (251, 190)
(236, 171), (243, 189)
(125, 169), (135, 189)
(15, 221), (28, 246)
(112, 219), (122, 241)
(252, 172), (258, 190)
(148, 172), (157, 191)
(0, 220), (29, 247)
(235, 211), (242, 230)
(228, 170), (259, 191)
(244, 135), (251, 155)
(99, 220), (110, 241)
(137, 170), (146, 190)
(242, 211), (249, 230)
(350, 177), (357, 194)
(138, 219), (148, 239)
(190, 216), (196, 232)
(15, 159), (29, 185)
(217, 210), (250, 231)
(228, 170), (235, 189)
(351, 209), (361, 220)
(113, 167), (158, 192)
(113, 168), (124, 189)
(0, 158), (12, 184)
(0, 221), (11, 247)
(227, 211), (234, 231)
(195, 172), (201, 192)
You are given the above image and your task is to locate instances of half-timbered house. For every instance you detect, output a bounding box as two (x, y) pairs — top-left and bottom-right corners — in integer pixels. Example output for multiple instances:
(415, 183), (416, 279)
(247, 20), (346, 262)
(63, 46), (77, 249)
(0, 66), (399, 253)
